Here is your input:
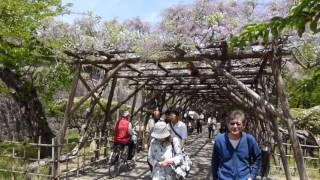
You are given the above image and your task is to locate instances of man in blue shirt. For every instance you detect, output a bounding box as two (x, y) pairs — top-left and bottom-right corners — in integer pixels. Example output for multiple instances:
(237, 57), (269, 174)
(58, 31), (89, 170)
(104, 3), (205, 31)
(212, 110), (261, 180)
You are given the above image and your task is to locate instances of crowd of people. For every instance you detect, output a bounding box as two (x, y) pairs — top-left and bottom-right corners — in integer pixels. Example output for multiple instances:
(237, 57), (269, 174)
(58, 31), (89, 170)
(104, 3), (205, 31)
(112, 109), (262, 180)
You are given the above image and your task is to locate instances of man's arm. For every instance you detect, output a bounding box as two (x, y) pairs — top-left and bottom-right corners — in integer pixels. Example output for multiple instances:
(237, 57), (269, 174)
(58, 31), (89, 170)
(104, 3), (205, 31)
(181, 123), (188, 139)
(148, 139), (157, 167)
(212, 140), (220, 180)
(128, 122), (133, 136)
(250, 136), (262, 179)
(181, 123), (188, 146)
(168, 137), (183, 166)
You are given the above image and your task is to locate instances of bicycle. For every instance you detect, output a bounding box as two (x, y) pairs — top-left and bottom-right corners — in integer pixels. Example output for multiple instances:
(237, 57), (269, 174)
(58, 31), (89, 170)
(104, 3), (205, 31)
(108, 144), (135, 178)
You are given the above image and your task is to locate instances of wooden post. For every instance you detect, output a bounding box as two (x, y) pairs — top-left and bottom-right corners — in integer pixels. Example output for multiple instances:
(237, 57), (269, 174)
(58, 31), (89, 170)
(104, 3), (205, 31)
(71, 61), (126, 114)
(66, 137), (69, 178)
(131, 93), (158, 118)
(268, 111), (292, 180)
(98, 132), (102, 160)
(51, 138), (59, 179)
(94, 132), (98, 160)
(79, 75), (106, 110)
(159, 92), (166, 112)
(116, 83), (120, 122)
(76, 145), (80, 177)
(318, 146), (320, 174)
(101, 77), (117, 137)
(110, 79), (150, 114)
(260, 73), (291, 180)
(37, 136), (41, 180)
(271, 40), (308, 180)
(23, 137), (27, 179)
(59, 64), (81, 144)
(130, 86), (138, 119)
(137, 109), (143, 151)
(56, 139), (60, 179)
(219, 76), (292, 180)
(169, 96), (183, 109)
(83, 140), (86, 172)
(12, 135), (15, 180)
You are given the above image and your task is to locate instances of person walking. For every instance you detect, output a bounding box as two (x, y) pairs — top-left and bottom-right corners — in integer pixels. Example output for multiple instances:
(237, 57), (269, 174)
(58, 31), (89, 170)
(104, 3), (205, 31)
(168, 110), (188, 147)
(147, 109), (162, 144)
(207, 113), (216, 139)
(148, 121), (183, 180)
(196, 111), (204, 134)
(146, 109), (162, 171)
(212, 110), (261, 180)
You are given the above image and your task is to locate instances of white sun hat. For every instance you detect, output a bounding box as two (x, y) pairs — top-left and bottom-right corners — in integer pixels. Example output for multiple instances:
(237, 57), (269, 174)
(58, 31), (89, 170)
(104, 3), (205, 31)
(122, 111), (130, 117)
(151, 121), (171, 139)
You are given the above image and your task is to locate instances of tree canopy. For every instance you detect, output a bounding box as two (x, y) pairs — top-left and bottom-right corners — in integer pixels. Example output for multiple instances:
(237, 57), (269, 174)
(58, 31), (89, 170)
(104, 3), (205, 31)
(0, 0), (319, 142)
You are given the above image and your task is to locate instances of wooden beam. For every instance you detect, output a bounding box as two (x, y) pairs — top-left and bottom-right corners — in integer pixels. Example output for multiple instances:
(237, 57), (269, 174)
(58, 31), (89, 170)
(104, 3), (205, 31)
(100, 77), (117, 136)
(69, 51), (269, 65)
(207, 56), (302, 179)
(110, 79), (150, 114)
(130, 85), (138, 116)
(78, 75), (105, 111)
(271, 41), (307, 180)
(115, 70), (266, 78)
(253, 53), (271, 85)
(126, 64), (143, 74)
(129, 78), (253, 86)
(70, 62), (126, 114)
(60, 64), (81, 144)
(222, 82), (292, 180)
(154, 62), (170, 74)
(131, 94), (158, 118)
(119, 63), (268, 72)
(92, 64), (110, 71)
(206, 59), (285, 119)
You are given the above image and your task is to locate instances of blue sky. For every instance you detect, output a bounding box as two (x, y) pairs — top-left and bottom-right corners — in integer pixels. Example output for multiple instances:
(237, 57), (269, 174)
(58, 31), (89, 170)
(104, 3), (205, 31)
(59, 0), (195, 23)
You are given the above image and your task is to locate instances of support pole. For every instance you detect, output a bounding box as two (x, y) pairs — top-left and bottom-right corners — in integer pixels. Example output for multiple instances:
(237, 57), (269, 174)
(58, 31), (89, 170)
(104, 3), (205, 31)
(271, 41), (307, 180)
(71, 62), (126, 114)
(110, 79), (150, 114)
(211, 60), (293, 180)
(59, 64), (81, 144)
(101, 77), (118, 137)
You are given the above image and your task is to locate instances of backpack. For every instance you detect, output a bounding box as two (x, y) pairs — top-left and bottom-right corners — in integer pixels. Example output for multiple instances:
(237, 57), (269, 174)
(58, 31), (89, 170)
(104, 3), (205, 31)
(246, 136), (270, 178)
(169, 123), (192, 179)
(171, 141), (192, 179)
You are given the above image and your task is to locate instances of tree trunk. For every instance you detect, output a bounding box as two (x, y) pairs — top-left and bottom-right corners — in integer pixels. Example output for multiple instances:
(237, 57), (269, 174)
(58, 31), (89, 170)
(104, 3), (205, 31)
(0, 67), (54, 157)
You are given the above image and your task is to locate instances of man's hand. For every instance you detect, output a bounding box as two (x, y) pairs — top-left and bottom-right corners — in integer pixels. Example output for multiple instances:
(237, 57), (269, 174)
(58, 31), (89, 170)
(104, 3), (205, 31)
(248, 177), (253, 180)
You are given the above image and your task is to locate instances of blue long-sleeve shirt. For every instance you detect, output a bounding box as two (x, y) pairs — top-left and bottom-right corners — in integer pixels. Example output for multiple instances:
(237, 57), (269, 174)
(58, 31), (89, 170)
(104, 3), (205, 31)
(212, 132), (261, 180)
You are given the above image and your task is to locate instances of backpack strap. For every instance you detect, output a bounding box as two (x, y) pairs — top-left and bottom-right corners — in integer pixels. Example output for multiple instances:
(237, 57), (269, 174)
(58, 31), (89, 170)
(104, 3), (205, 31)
(170, 123), (183, 140)
(246, 134), (253, 164)
(171, 141), (176, 156)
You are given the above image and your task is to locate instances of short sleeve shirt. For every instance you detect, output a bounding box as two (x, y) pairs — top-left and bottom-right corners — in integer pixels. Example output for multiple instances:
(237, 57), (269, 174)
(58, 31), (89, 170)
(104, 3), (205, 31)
(170, 121), (188, 140)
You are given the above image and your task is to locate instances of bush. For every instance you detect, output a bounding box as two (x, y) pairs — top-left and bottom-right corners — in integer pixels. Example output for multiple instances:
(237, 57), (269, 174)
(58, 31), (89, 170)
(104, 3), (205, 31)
(291, 105), (320, 135)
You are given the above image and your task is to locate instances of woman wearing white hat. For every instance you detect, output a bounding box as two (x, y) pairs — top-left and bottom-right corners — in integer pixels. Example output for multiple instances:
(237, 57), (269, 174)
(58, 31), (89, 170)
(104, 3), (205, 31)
(148, 121), (183, 180)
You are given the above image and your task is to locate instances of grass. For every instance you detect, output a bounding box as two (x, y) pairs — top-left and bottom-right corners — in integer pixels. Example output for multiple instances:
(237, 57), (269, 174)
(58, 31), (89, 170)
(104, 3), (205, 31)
(270, 168), (320, 180)
(269, 153), (320, 180)
(0, 132), (82, 179)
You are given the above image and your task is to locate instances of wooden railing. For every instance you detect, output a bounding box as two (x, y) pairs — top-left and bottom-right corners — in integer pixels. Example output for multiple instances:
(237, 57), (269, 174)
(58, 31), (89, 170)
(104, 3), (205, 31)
(0, 132), (111, 179)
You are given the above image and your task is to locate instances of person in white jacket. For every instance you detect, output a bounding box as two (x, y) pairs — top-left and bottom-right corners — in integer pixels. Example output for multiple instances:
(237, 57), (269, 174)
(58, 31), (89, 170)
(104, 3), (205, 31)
(148, 121), (183, 180)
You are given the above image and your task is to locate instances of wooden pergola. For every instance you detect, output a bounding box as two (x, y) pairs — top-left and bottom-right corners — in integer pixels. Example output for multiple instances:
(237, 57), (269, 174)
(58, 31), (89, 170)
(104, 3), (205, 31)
(60, 40), (308, 180)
